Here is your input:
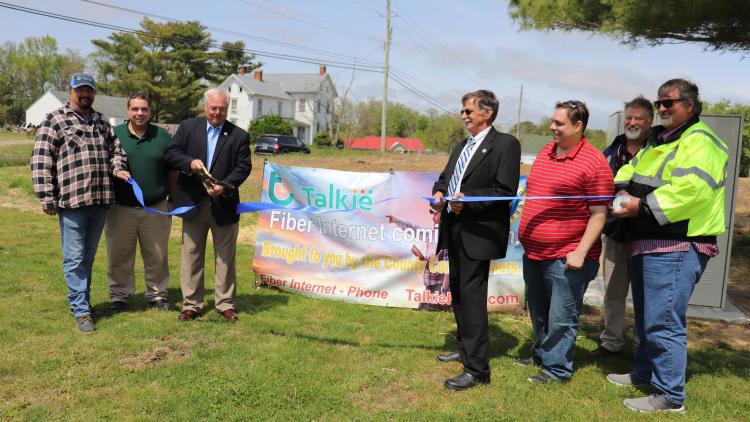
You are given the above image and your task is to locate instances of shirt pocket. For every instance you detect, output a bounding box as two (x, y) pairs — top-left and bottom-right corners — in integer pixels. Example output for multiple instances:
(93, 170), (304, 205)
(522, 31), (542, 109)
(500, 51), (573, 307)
(63, 127), (87, 149)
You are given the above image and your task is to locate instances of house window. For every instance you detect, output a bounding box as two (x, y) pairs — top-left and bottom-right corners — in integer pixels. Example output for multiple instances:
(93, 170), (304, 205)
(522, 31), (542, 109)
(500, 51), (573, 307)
(317, 101), (322, 113)
(230, 99), (237, 113)
(298, 99), (305, 112)
(277, 102), (282, 116)
(239, 87), (243, 92)
(257, 98), (263, 116)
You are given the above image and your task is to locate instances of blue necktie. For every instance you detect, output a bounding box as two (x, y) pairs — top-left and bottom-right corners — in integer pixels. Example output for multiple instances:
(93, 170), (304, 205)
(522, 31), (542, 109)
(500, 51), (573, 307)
(447, 137), (476, 212)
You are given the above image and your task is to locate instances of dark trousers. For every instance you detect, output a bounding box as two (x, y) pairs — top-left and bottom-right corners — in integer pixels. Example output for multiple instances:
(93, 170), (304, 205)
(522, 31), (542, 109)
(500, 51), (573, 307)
(447, 221), (491, 380)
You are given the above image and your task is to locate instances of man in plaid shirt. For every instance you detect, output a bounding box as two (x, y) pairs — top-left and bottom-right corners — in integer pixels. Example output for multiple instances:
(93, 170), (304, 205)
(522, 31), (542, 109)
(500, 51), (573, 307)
(31, 72), (130, 333)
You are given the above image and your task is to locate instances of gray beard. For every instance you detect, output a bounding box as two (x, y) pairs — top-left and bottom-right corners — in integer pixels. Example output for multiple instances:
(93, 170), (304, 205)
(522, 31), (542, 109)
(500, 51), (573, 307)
(624, 127), (642, 141)
(660, 115), (673, 127)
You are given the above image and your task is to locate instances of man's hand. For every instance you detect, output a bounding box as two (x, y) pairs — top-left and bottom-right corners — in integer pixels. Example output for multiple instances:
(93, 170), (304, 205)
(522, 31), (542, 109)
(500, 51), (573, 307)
(190, 159), (205, 172)
(431, 192), (445, 212)
(114, 169), (131, 182)
(207, 184), (224, 197)
(385, 215), (396, 224)
(450, 192), (465, 214)
(564, 249), (586, 270)
(43, 207), (57, 216)
(411, 245), (426, 260)
(611, 192), (640, 218)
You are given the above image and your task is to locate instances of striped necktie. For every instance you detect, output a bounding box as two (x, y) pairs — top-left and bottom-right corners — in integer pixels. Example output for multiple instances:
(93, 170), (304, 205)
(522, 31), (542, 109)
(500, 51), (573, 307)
(447, 137), (476, 212)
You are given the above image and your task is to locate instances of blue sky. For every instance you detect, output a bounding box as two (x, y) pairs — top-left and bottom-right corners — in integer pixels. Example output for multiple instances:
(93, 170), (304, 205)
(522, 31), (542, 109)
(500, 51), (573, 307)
(2, 0), (749, 129)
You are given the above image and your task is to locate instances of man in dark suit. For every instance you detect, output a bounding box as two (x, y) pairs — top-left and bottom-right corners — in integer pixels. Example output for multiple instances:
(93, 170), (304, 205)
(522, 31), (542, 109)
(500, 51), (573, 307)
(165, 88), (251, 322)
(432, 89), (521, 390)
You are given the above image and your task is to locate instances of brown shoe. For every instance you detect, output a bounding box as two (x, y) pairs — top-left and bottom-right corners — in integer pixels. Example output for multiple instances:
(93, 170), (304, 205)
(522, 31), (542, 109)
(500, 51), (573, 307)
(588, 345), (621, 359)
(178, 309), (200, 322)
(220, 309), (238, 322)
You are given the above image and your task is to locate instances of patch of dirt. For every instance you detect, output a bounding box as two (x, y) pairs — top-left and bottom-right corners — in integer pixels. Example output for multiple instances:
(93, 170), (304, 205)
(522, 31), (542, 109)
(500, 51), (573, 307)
(728, 212), (750, 316)
(0, 188), (41, 213)
(735, 177), (750, 213)
(120, 338), (190, 370)
(689, 319), (750, 350)
(582, 304), (750, 353)
(350, 374), (432, 413)
(237, 224), (257, 246)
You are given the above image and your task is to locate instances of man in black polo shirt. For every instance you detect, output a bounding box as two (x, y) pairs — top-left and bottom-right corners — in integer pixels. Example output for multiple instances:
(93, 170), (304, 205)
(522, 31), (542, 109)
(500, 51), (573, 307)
(106, 93), (176, 312)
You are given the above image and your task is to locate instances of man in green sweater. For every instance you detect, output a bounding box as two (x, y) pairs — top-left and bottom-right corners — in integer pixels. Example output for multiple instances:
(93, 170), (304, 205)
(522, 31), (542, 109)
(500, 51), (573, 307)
(106, 93), (177, 312)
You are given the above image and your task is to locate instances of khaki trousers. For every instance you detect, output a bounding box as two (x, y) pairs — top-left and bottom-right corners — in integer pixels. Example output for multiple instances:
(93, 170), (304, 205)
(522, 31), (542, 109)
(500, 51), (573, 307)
(105, 200), (171, 303)
(599, 236), (631, 352)
(180, 200), (238, 312)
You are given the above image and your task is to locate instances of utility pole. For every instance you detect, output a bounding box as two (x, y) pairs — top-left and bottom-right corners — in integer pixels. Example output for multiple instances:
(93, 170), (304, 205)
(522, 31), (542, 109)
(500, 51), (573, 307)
(380, 0), (391, 152)
(515, 84), (523, 141)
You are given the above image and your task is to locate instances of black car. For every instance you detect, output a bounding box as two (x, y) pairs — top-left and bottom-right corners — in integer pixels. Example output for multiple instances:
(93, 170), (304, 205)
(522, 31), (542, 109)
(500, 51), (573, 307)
(254, 134), (311, 155)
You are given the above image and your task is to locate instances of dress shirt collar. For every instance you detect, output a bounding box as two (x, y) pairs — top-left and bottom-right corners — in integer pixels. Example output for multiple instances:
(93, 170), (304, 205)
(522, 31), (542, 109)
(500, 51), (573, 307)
(206, 121), (224, 133)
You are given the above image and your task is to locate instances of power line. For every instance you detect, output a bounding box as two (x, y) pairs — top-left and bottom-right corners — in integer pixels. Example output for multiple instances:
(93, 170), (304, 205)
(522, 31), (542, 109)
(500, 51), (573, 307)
(0, 2), (457, 115)
(389, 73), (453, 113)
(349, 0), (384, 16)
(389, 65), (458, 107)
(237, 0), (380, 43)
(81, 0), (385, 68)
(391, 28), (487, 91)
(0, 2), (383, 73)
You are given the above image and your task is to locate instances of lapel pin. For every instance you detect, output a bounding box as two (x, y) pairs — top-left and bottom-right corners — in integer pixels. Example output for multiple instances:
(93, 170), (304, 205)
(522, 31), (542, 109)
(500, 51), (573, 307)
(223, 132), (227, 136)
(482, 148), (487, 153)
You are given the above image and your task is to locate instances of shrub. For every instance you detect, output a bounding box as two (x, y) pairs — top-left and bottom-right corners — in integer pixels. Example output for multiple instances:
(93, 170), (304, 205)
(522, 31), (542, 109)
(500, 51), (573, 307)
(248, 115), (292, 143)
(314, 132), (332, 147)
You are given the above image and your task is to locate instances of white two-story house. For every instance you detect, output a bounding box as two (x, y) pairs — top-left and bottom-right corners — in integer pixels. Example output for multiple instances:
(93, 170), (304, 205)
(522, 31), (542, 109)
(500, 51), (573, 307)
(218, 65), (337, 145)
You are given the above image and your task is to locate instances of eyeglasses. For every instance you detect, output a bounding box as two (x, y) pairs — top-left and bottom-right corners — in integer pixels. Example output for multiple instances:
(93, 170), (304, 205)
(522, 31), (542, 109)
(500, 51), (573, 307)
(654, 98), (687, 109)
(459, 108), (474, 116)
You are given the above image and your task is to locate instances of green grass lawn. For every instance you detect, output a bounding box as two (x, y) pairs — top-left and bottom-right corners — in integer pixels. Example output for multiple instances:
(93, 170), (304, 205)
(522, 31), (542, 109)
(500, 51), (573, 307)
(0, 131), (33, 141)
(0, 162), (748, 420)
(0, 142), (33, 167)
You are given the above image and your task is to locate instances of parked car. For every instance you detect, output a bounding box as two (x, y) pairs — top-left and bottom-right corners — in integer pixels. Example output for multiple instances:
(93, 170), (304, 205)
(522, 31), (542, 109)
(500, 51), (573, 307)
(254, 134), (311, 155)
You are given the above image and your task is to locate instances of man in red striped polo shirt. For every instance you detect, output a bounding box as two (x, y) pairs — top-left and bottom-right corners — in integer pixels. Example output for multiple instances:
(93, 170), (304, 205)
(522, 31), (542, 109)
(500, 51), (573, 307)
(517, 100), (614, 383)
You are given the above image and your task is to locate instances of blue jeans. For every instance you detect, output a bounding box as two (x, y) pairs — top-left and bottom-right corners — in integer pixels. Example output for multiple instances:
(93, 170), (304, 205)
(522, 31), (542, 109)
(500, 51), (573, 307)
(523, 256), (599, 380)
(58, 206), (107, 317)
(630, 245), (709, 405)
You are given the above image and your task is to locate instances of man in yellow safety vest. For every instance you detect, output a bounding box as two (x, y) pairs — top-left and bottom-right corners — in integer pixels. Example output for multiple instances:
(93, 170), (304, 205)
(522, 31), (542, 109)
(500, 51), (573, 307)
(607, 78), (728, 414)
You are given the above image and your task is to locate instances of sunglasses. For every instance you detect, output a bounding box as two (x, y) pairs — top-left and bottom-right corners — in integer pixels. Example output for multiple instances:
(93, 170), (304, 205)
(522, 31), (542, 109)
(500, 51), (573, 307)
(459, 108), (475, 116)
(654, 98), (687, 109)
(564, 100), (579, 108)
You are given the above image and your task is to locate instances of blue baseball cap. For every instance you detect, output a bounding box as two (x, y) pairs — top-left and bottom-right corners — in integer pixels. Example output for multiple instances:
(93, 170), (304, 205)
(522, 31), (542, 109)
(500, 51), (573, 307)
(70, 72), (96, 90)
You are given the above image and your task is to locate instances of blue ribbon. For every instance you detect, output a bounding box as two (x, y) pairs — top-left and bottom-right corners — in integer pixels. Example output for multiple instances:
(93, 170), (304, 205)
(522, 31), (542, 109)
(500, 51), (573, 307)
(127, 178), (615, 216)
(420, 195), (615, 205)
(127, 177), (196, 216)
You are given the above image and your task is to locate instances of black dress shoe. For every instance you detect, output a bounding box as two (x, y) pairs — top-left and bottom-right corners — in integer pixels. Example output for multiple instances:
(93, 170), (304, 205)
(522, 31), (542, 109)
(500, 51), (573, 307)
(587, 345), (621, 359)
(149, 300), (173, 311)
(513, 357), (537, 367)
(444, 372), (490, 390)
(437, 351), (463, 363)
(110, 301), (128, 313)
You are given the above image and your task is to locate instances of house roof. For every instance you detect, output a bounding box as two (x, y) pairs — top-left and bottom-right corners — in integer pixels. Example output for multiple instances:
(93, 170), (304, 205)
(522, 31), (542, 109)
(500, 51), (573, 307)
(263, 74), (333, 94)
(49, 90), (128, 119)
(222, 75), (292, 100)
(348, 136), (425, 152)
